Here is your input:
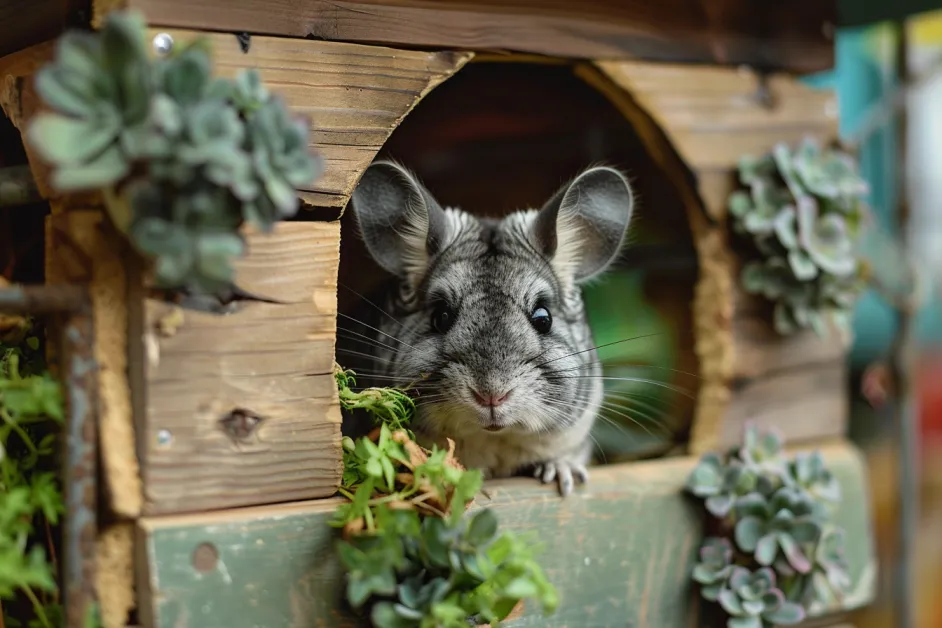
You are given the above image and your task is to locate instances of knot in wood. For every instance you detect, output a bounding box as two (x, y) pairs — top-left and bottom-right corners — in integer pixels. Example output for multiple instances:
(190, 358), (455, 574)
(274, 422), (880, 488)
(218, 408), (265, 443)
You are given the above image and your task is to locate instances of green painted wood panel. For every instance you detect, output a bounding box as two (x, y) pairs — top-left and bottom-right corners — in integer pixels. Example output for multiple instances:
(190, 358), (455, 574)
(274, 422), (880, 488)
(138, 443), (875, 628)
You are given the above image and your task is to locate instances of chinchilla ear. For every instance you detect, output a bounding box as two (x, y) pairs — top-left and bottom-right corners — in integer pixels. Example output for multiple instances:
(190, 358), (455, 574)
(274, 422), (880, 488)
(531, 166), (634, 283)
(349, 160), (448, 280)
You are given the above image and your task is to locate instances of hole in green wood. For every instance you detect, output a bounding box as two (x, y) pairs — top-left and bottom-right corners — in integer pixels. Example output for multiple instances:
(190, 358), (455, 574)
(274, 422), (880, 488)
(192, 542), (219, 573)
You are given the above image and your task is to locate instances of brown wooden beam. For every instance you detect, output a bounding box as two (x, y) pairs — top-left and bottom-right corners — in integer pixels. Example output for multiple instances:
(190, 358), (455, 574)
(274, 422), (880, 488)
(0, 0), (89, 58)
(93, 0), (835, 74)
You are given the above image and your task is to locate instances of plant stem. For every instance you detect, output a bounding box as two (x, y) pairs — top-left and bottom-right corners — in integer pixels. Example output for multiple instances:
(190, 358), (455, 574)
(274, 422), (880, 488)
(21, 586), (52, 628)
(0, 407), (38, 455)
(44, 518), (59, 602)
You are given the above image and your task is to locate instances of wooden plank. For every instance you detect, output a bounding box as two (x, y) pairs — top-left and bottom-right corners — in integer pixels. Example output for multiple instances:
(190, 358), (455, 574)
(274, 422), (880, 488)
(46, 209), (144, 518)
(94, 0), (835, 73)
(0, 0), (87, 58)
(594, 60), (839, 176)
(732, 314), (846, 382)
(136, 442), (875, 628)
(137, 221), (344, 515)
(1, 32), (469, 210)
(723, 361), (848, 449)
(144, 29), (470, 209)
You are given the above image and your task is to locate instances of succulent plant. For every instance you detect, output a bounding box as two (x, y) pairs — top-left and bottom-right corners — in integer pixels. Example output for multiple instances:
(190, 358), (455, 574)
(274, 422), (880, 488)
(686, 454), (760, 518)
(340, 507), (557, 628)
(718, 567), (806, 628)
(26, 10), (324, 295)
(788, 451), (841, 504)
(809, 527), (852, 606)
(729, 138), (869, 340)
(687, 424), (851, 626)
(692, 538), (735, 601)
(734, 488), (821, 573)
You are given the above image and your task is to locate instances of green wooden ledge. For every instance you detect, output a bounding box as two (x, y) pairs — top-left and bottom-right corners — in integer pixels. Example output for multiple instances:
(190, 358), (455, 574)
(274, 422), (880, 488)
(136, 442), (875, 628)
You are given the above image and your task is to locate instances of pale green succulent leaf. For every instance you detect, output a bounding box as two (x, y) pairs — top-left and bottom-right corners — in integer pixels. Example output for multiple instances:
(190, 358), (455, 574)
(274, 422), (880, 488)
(28, 112), (121, 166)
(50, 144), (129, 191)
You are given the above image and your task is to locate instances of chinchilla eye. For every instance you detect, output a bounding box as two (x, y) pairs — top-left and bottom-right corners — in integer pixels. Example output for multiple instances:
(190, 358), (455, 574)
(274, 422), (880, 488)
(431, 303), (456, 334)
(530, 306), (552, 334)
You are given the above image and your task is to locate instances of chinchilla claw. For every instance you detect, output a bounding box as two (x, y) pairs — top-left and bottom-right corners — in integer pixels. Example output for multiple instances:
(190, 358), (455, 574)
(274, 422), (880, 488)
(535, 459), (589, 497)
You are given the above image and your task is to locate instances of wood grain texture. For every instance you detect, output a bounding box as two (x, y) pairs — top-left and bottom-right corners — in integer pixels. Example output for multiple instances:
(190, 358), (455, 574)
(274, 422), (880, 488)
(0, 0), (87, 58)
(723, 361), (849, 449)
(96, 522), (136, 628)
(145, 28), (470, 209)
(96, 0), (835, 73)
(137, 221), (343, 515)
(136, 442), (875, 628)
(46, 209), (144, 517)
(594, 60), (839, 197)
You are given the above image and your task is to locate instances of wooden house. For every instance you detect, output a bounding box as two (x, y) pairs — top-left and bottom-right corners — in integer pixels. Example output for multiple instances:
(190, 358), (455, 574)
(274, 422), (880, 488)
(0, 1), (878, 627)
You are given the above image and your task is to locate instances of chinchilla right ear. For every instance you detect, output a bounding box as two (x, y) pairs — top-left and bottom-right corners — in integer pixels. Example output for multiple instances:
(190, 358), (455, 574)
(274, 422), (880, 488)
(349, 160), (449, 282)
(530, 165), (635, 285)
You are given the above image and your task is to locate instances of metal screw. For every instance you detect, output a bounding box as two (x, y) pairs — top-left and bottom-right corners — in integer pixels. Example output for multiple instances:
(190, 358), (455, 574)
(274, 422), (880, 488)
(153, 33), (174, 55)
(157, 429), (173, 447)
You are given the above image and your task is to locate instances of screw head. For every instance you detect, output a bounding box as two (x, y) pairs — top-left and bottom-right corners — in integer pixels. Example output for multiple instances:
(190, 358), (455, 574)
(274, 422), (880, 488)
(157, 429), (173, 447)
(153, 33), (174, 55)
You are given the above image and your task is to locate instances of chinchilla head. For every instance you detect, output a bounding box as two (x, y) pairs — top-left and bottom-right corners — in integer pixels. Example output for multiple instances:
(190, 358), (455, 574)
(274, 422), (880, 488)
(348, 160), (635, 439)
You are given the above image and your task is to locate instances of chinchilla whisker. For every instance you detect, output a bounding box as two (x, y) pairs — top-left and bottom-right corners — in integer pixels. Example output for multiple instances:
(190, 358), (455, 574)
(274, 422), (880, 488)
(545, 361), (702, 380)
(339, 281), (403, 328)
(602, 389), (676, 408)
(549, 375), (696, 399)
(543, 397), (664, 437)
(533, 332), (664, 369)
(336, 328), (402, 354)
(335, 348), (395, 365)
(338, 312), (416, 350)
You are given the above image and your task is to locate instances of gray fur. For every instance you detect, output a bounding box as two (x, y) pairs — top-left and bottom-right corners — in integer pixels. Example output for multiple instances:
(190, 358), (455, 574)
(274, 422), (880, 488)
(346, 160), (635, 496)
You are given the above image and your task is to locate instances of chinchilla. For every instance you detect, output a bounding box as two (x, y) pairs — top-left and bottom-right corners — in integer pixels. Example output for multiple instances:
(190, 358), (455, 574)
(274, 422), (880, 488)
(340, 160), (635, 496)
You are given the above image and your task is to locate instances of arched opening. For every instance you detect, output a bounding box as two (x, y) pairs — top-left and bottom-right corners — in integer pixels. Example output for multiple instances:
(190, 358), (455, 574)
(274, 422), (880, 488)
(338, 60), (700, 463)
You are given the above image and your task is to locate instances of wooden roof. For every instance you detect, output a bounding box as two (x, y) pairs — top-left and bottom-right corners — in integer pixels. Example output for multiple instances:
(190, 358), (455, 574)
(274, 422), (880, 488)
(2, 0), (837, 73)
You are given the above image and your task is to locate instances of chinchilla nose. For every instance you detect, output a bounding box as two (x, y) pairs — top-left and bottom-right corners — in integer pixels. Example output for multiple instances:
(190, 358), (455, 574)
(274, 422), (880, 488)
(470, 387), (511, 408)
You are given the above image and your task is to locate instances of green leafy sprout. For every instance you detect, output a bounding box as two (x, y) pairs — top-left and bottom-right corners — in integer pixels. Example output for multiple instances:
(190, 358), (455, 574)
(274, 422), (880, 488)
(729, 138), (869, 340)
(0, 313), (67, 628)
(26, 10), (324, 295)
(333, 365), (558, 627)
(685, 424), (850, 628)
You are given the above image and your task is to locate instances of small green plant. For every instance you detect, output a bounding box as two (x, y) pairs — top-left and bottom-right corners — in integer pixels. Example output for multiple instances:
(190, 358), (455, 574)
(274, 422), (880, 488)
(686, 424), (850, 627)
(0, 310), (66, 628)
(728, 138), (869, 339)
(333, 366), (558, 627)
(26, 10), (323, 295)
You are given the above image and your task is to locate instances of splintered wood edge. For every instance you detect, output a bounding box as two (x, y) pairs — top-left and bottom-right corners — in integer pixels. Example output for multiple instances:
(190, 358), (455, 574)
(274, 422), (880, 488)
(577, 61), (734, 455)
(96, 522), (136, 628)
(47, 207), (144, 517)
(134, 442), (875, 627)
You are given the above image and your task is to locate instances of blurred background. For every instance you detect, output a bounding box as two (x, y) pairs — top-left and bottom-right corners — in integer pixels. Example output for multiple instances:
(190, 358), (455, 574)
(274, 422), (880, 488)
(811, 12), (942, 628)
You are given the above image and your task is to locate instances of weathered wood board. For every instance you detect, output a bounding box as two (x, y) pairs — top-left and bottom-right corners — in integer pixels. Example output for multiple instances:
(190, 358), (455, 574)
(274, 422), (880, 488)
(137, 442), (876, 628)
(136, 221), (344, 515)
(590, 60), (847, 455)
(145, 28), (471, 209)
(92, 0), (836, 73)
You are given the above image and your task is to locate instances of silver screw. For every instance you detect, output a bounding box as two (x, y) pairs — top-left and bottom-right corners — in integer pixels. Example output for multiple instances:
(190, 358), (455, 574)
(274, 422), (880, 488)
(157, 429), (173, 446)
(153, 33), (174, 55)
